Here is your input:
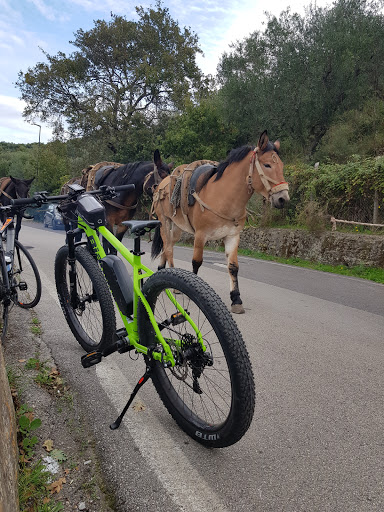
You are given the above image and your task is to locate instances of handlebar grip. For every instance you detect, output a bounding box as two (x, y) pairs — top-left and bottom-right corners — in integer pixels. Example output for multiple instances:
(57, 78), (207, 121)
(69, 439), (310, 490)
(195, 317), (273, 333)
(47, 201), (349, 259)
(10, 197), (39, 206)
(113, 185), (135, 193)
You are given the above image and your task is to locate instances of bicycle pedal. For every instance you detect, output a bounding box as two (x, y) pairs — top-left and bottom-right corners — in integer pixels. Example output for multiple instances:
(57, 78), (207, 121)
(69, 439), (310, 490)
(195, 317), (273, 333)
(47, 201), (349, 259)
(19, 281), (28, 291)
(81, 351), (102, 368)
(171, 311), (188, 326)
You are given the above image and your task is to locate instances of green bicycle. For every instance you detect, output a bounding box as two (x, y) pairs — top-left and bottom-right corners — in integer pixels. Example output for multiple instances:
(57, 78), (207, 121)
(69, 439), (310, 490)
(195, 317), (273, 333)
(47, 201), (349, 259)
(15, 184), (255, 448)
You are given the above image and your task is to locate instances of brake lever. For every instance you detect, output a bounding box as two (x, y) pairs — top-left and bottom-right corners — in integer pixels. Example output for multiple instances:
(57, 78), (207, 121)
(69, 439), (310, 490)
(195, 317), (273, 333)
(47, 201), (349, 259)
(98, 185), (117, 200)
(32, 191), (49, 205)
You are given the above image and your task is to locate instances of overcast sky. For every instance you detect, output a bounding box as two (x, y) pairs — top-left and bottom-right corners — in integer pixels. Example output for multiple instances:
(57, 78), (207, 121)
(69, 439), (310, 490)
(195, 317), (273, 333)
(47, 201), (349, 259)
(0, 0), (330, 144)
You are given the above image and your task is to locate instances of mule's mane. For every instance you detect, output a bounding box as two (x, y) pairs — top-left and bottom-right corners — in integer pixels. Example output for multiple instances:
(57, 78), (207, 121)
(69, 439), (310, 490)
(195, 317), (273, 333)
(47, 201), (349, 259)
(214, 145), (254, 181)
(112, 161), (153, 186)
(214, 142), (279, 182)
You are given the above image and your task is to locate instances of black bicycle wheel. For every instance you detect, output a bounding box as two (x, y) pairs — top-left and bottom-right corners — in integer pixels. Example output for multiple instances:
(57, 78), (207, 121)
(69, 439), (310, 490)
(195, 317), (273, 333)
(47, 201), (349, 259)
(0, 260), (9, 341)
(138, 268), (255, 448)
(12, 240), (42, 309)
(55, 245), (116, 352)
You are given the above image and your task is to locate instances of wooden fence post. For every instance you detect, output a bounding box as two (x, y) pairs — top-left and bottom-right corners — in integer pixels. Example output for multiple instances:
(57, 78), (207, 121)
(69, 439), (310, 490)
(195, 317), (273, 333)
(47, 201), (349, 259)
(373, 189), (379, 224)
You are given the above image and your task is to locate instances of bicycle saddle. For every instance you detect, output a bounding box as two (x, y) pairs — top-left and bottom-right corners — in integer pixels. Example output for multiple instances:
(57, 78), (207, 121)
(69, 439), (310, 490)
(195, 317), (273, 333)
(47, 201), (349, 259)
(122, 220), (161, 235)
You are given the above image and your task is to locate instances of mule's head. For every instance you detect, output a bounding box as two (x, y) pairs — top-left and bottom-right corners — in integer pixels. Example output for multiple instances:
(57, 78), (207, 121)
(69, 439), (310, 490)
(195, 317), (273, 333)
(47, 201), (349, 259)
(10, 176), (35, 199)
(144, 150), (173, 195)
(153, 149), (173, 180)
(252, 131), (289, 209)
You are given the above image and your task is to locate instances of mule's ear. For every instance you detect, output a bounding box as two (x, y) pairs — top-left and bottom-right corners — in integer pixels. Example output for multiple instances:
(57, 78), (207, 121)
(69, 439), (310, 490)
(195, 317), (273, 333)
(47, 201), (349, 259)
(168, 162), (174, 171)
(258, 131), (269, 151)
(27, 177), (35, 184)
(10, 176), (18, 183)
(153, 149), (162, 166)
(274, 140), (280, 152)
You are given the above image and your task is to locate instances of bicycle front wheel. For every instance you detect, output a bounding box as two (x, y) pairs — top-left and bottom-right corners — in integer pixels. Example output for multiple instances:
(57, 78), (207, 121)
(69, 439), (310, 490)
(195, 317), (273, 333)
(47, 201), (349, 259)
(55, 245), (116, 352)
(138, 268), (255, 448)
(0, 260), (9, 341)
(12, 240), (42, 309)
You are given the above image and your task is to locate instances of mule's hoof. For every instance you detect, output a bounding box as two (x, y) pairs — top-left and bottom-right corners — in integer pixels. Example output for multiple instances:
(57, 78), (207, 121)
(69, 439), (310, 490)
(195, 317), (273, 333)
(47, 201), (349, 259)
(231, 304), (245, 314)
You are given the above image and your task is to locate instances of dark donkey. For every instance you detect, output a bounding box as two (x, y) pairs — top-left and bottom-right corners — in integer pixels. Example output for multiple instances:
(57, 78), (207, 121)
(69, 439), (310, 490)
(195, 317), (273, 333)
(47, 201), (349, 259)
(62, 150), (172, 253)
(0, 176), (35, 238)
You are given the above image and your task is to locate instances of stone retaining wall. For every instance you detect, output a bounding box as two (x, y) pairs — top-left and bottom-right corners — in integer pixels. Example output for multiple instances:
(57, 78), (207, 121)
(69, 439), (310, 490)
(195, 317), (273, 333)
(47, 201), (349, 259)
(238, 228), (384, 267)
(0, 345), (18, 512)
(182, 228), (384, 268)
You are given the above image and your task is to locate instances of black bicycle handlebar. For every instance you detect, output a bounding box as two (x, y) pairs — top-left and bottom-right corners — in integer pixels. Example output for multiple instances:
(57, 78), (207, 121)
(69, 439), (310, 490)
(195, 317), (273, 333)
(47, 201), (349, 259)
(1, 184), (135, 210)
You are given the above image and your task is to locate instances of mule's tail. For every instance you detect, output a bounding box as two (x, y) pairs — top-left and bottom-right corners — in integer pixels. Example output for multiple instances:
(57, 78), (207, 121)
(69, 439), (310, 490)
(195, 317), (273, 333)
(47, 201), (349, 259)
(151, 224), (163, 259)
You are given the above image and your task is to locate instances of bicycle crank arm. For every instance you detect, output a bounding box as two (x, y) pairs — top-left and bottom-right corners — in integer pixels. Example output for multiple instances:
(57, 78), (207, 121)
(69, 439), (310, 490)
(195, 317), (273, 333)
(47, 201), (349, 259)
(81, 329), (134, 368)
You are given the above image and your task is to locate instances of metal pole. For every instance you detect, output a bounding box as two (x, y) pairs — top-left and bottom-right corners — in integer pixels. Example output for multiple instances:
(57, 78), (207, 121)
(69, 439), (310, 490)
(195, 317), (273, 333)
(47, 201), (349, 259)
(31, 123), (41, 178)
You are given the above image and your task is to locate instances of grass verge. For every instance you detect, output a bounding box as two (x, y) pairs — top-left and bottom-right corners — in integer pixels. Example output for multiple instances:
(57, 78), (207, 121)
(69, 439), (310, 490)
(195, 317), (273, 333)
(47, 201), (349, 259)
(238, 248), (384, 283)
(192, 243), (384, 284)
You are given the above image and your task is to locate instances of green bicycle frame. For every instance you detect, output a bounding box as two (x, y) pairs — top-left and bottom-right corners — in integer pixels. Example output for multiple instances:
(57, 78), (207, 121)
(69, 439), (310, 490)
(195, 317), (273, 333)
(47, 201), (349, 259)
(77, 219), (205, 366)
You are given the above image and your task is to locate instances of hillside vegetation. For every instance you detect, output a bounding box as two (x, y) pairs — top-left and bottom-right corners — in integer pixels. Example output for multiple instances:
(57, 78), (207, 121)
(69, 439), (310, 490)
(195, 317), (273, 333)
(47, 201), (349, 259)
(1, 0), (383, 227)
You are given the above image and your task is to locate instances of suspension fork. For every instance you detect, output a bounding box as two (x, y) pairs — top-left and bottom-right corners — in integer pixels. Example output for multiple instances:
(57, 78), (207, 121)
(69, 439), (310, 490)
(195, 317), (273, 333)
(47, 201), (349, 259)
(0, 218), (13, 299)
(0, 248), (10, 303)
(4, 219), (15, 269)
(67, 229), (80, 309)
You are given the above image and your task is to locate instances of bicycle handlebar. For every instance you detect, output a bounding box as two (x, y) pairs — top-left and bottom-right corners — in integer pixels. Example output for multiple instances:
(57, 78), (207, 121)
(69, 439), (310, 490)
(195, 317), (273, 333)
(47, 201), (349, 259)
(1, 184), (135, 210)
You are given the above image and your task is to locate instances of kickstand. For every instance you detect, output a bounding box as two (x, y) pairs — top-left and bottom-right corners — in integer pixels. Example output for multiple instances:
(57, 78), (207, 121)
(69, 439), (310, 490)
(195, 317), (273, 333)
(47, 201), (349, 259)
(110, 366), (152, 430)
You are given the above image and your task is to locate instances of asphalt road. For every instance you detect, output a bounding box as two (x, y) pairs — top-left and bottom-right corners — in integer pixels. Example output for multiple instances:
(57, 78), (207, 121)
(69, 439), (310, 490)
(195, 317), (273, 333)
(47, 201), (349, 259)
(15, 221), (384, 511)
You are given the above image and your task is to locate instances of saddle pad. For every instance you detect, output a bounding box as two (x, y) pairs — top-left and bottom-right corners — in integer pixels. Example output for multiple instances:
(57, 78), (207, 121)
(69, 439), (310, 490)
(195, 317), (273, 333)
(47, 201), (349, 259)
(94, 166), (117, 188)
(179, 160), (218, 214)
(82, 161), (122, 190)
(188, 164), (217, 206)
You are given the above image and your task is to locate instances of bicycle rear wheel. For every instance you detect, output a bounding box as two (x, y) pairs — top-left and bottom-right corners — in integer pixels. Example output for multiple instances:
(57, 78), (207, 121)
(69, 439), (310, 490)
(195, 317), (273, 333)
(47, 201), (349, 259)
(12, 240), (42, 309)
(138, 268), (255, 448)
(55, 245), (116, 352)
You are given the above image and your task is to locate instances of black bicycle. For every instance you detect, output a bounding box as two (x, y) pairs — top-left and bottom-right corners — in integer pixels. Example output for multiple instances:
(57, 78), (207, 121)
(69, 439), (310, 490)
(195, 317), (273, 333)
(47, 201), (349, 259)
(0, 203), (42, 340)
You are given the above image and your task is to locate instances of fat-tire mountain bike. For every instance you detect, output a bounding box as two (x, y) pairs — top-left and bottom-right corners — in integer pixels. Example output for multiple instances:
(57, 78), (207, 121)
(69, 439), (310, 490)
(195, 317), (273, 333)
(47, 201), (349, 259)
(13, 184), (255, 448)
(0, 202), (42, 340)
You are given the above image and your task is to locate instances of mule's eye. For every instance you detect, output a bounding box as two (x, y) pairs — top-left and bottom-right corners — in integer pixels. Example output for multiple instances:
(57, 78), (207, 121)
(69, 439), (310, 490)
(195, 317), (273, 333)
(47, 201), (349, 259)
(264, 164), (271, 168)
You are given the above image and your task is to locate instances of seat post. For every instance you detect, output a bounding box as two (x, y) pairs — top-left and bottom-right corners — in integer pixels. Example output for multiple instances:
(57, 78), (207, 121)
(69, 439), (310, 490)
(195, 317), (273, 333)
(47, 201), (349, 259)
(132, 235), (143, 256)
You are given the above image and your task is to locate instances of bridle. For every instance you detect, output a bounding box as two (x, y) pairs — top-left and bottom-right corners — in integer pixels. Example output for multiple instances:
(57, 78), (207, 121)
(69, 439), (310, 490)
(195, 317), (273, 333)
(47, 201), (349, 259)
(143, 163), (168, 197)
(248, 148), (289, 196)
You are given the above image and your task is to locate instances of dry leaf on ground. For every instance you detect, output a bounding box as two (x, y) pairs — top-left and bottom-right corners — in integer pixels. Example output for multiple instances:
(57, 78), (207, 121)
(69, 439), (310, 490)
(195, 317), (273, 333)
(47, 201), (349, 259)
(47, 477), (66, 494)
(43, 439), (54, 452)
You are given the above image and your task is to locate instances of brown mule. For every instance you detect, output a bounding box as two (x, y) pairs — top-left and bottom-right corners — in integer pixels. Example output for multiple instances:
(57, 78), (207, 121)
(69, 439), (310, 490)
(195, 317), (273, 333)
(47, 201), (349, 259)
(151, 131), (290, 313)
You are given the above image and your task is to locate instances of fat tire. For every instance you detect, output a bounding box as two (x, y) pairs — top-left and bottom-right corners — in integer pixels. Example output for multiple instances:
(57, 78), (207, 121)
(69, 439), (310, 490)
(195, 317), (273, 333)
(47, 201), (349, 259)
(137, 268), (255, 448)
(55, 245), (116, 352)
(13, 240), (42, 309)
(0, 262), (9, 341)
